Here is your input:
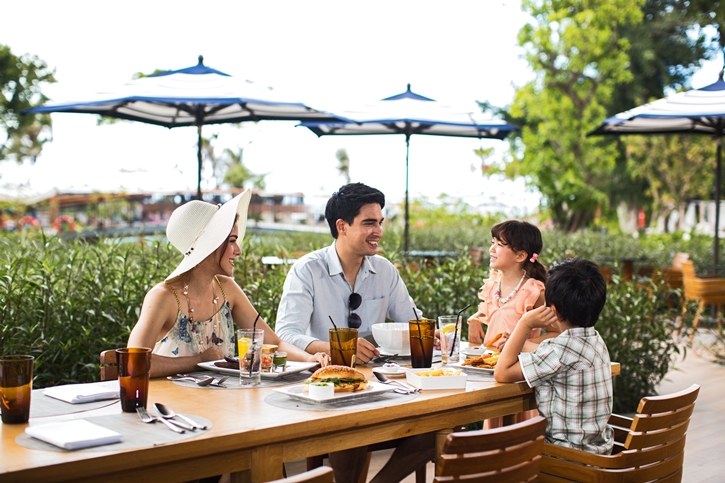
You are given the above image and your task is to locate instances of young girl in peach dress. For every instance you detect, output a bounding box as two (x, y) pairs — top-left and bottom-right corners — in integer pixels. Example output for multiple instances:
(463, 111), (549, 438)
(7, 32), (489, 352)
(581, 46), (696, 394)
(467, 220), (560, 428)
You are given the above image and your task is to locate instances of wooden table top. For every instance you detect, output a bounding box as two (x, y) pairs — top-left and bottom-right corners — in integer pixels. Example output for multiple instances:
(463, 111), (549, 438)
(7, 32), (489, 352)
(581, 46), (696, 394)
(0, 363), (620, 483)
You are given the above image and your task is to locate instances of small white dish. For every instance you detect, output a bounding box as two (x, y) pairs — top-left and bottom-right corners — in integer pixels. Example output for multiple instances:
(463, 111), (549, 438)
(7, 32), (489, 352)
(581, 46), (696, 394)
(373, 366), (405, 378)
(461, 346), (494, 358)
(308, 382), (335, 400)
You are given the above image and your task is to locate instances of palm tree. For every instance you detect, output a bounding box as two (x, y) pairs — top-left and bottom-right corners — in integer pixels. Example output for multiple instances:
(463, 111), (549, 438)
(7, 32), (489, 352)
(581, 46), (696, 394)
(335, 148), (350, 184)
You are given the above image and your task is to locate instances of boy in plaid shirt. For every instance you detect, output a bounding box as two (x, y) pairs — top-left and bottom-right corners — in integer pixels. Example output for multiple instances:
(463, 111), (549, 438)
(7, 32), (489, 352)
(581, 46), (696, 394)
(495, 257), (614, 454)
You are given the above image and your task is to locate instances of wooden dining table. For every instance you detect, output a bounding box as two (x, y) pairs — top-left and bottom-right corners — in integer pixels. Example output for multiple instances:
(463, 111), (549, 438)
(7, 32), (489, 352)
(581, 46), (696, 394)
(0, 363), (620, 483)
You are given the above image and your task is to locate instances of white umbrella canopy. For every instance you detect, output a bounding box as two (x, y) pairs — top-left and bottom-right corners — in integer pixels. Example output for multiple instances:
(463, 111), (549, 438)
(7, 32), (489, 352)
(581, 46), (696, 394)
(301, 84), (519, 251)
(24, 55), (348, 198)
(590, 72), (725, 271)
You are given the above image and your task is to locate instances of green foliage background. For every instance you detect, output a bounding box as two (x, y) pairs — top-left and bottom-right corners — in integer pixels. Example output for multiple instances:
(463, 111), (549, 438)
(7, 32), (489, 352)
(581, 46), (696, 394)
(1, 218), (704, 412)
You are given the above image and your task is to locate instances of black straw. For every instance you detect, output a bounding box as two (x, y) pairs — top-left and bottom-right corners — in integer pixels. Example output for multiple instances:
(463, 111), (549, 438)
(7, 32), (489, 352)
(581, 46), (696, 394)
(451, 304), (472, 357)
(329, 316), (348, 366)
(249, 312), (261, 377)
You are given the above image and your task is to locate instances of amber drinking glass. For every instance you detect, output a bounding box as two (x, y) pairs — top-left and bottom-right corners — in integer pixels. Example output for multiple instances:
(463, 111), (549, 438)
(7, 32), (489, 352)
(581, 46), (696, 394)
(409, 319), (435, 368)
(116, 348), (152, 413)
(329, 328), (358, 367)
(0, 355), (34, 424)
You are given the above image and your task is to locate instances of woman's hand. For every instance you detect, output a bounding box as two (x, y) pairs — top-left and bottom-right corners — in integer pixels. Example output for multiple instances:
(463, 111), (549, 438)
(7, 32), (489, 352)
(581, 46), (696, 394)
(310, 352), (330, 367)
(467, 316), (485, 345)
(199, 346), (224, 362)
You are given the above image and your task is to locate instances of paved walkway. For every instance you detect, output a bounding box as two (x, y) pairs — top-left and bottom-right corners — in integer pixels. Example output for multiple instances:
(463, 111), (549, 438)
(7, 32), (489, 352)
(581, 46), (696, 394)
(285, 333), (725, 482)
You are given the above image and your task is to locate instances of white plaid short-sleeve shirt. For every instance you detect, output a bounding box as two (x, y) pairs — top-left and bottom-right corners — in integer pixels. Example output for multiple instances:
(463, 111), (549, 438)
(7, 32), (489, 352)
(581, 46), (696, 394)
(519, 326), (614, 455)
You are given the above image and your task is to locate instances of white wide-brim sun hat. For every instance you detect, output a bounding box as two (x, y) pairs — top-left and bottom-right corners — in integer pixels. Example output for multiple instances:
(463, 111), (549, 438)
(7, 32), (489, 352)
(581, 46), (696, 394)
(165, 190), (251, 281)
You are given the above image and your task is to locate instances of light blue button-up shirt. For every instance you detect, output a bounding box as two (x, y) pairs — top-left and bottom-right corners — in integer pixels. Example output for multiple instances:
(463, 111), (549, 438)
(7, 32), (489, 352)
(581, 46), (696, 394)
(275, 242), (420, 351)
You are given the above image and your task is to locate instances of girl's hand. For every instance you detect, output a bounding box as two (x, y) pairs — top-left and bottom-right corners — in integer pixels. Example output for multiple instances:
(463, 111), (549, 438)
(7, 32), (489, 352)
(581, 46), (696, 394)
(467, 317), (485, 345)
(199, 346), (224, 362)
(491, 332), (510, 351)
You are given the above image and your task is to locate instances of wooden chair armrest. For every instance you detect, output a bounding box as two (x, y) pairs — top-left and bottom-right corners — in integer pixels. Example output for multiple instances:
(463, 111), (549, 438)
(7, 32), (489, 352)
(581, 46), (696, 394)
(542, 442), (620, 467)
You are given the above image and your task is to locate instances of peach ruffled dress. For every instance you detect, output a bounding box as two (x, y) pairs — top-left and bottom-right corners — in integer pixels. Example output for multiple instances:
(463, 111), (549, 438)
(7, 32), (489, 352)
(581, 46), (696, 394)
(474, 276), (545, 344)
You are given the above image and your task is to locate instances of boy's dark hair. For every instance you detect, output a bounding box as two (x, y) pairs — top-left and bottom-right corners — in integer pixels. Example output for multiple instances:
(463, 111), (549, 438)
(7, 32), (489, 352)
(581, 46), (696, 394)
(491, 220), (547, 283)
(325, 183), (386, 238)
(545, 257), (606, 328)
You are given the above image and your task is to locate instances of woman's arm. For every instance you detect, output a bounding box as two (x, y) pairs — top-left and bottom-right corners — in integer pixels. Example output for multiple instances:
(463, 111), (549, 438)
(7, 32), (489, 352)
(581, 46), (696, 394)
(127, 284), (222, 378)
(223, 278), (328, 366)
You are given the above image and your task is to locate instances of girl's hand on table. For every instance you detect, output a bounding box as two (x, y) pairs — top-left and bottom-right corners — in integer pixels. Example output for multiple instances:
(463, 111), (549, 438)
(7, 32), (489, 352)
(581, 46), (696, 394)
(467, 316), (485, 345)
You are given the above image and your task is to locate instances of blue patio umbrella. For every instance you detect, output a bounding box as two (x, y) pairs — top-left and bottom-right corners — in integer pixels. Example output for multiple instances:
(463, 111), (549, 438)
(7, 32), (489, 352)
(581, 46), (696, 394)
(24, 56), (347, 199)
(589, 71), (725, 271)
(301, 84), (520, 252)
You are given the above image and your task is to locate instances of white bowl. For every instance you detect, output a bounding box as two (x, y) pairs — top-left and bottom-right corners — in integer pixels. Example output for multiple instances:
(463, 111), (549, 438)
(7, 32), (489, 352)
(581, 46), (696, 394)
(372, 322), (411, 355)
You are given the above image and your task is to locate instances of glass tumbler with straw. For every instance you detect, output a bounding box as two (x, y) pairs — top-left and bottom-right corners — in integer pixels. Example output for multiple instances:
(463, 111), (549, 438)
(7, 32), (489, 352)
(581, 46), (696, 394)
(409, 310), (435, 368)
(328, 316), (358, 367)
(238, 314), (264, 385)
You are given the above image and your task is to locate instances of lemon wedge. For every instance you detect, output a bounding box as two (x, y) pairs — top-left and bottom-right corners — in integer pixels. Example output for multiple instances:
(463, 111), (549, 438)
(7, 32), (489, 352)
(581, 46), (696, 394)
(441, 324), (457, 335)
(237, 337), (251, 356)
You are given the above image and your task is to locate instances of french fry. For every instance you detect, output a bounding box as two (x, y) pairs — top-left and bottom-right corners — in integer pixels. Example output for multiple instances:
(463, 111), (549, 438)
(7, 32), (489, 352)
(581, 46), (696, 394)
(415, 368), (462, 377)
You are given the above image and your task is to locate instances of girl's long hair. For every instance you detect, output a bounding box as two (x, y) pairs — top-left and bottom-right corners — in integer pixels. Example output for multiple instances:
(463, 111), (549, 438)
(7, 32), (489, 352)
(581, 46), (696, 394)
(491, 220), (546, 283)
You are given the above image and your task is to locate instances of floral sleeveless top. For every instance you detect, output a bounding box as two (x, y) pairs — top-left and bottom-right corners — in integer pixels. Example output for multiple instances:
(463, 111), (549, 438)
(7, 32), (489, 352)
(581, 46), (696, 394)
(152, 277), (236, 357)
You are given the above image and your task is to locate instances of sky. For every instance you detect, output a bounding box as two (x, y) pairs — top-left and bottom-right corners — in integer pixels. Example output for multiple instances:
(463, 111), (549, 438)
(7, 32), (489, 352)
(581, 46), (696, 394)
(1, 1), (722, 216)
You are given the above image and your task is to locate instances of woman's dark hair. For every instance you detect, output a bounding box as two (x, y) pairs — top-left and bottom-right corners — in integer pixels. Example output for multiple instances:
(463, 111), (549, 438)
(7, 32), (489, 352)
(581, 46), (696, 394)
(491, 220), (546, 283)
(325, 183), (385, 238)
(545, 257), (606, 328)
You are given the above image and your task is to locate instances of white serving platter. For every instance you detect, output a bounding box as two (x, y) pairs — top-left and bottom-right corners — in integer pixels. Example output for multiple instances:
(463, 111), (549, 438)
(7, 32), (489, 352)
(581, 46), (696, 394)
(273, 381), (395, 404)
(405, 368), (468, 390)
(198, 360), (319, 379)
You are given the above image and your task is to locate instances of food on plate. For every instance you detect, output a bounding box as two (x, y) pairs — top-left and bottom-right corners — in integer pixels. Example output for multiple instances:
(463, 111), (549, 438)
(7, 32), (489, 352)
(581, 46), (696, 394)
(488, 332), (504, 345)
(414, 368), (463, 377)
(462, 353), (500, 368)
(262, 344), (278, 353)
(303, 365), (368, 393)
(214, 355), (239, 370)
(261, 344), (277, 372)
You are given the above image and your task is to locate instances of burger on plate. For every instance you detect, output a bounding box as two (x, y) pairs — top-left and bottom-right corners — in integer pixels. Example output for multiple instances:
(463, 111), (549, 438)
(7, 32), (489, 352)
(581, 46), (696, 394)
(303, 365), (368, 393)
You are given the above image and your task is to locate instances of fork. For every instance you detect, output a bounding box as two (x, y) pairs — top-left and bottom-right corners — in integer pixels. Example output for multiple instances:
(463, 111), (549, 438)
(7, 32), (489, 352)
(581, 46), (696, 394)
(211, 376), (229, 387)
(136, 406), (185, 433)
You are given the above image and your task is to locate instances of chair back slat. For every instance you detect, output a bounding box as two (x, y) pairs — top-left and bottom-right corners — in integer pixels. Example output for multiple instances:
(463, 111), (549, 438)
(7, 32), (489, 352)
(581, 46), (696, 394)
(435, 416), (546, 483)
(100, 349), (118, 381)
(629, 402), (695, 433)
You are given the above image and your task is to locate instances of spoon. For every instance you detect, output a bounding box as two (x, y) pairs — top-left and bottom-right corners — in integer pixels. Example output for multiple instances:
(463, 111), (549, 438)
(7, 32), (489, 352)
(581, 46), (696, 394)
(154, 402), (207, 430)
(372, 371), (420, 393)
(168, 374), (215, 386)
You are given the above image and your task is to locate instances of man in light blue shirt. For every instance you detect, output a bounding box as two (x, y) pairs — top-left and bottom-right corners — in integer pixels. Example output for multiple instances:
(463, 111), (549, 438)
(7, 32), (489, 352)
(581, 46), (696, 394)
(276, 182), (420, 364)
(275, 183), (433, 483)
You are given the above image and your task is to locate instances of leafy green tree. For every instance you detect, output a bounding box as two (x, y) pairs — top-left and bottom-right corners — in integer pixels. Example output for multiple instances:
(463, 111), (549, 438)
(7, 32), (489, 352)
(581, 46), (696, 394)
(336, 148), (351, 183)
(0, 44), (55, 163)
(221, 146), (266, 190)
(626, 134), (715, 230)
(508, 0), (644, 231)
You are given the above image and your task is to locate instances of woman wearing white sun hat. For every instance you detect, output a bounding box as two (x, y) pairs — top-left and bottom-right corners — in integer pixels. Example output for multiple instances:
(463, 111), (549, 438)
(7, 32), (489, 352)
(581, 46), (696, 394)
(128, 190), (328, 378)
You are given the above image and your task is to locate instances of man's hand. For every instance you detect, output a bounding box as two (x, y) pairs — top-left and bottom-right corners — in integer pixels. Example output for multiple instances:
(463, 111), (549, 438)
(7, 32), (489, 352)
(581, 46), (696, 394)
(355, 338), (380, 364)
(310, 352), (330, 367)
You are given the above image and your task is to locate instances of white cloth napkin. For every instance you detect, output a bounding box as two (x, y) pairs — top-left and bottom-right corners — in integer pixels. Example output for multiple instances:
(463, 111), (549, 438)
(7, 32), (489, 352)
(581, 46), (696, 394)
(25, 419), (122, 450)
(43, 380), (120, 404)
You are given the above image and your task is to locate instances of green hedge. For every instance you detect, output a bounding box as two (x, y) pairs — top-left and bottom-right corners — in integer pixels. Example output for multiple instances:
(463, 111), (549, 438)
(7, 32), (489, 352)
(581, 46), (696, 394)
(0, 227), (686, 411)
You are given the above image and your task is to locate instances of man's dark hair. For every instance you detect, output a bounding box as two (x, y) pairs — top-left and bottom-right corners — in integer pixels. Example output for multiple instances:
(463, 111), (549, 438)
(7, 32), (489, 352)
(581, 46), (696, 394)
(545, 257), (606, 328)
(325, 183), (385, 238)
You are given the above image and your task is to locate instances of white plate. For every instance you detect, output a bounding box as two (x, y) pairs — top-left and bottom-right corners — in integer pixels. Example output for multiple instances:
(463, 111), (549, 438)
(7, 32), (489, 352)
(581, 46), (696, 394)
(372, 367), (406, 379)
(461, 346), (494, 357)
(198, 360), (319, 379)
(378, 348), (410, 357)
(448, 362), (495, 374)
(273, 381), (396, 404)
(405, 368), (468, 389)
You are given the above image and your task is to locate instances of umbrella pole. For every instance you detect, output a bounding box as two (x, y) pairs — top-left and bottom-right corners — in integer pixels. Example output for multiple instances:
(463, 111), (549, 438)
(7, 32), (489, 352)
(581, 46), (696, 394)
(716, 128), (723, 274)
(196, 125), (203, 200)
(404, 135), (410, 253)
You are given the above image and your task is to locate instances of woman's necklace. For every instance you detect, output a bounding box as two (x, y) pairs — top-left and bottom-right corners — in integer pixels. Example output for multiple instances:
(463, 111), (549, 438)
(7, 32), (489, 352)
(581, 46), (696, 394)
(494, 270), (527, 305)
(182, 282), (220, 350)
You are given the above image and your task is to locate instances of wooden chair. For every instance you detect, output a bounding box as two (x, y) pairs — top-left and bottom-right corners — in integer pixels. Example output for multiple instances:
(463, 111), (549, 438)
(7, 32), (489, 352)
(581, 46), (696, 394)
(100, 349), (118, 381)
(434, 415), (547, 482)
(539, 384), (700, 483)
(678, 260), (725, 339)
(265, 466), (333, 483)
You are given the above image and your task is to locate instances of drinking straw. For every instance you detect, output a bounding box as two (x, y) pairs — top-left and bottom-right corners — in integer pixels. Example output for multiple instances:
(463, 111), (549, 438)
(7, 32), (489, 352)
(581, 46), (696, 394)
(248, 312), (261, 377)
(328, 316), (348, 367)
(451, 304), (472, 357)
(412, 308), (426, 357)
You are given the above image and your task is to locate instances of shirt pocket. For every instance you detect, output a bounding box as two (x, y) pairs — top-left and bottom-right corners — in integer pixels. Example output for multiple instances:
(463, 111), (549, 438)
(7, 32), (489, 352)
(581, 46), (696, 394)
(361, 295), (389, 330)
